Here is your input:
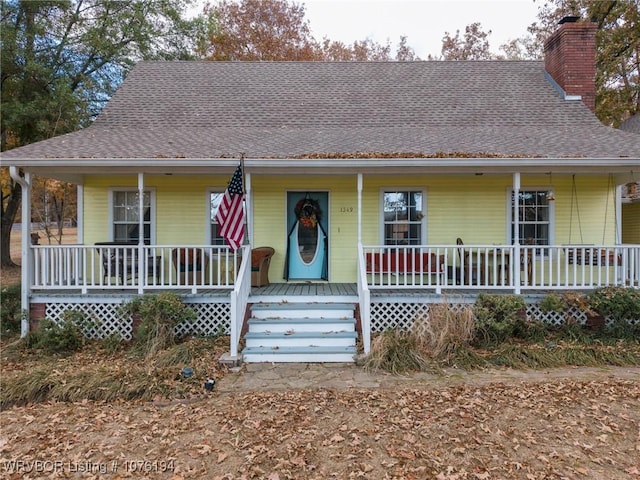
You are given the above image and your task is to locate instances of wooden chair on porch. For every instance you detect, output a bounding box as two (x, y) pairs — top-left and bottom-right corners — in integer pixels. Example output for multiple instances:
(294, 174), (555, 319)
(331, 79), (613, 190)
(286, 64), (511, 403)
(456, 238), (479, 285)
(251, 247), (275, 287)
(520, 238), (535, 285)
(96, 242), (162, 285)
(95, 241), (138, 284)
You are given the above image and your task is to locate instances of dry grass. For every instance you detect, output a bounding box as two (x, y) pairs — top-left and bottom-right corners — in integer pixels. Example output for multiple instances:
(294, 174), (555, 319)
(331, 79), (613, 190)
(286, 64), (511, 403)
(0, 336), (231, 409)
(1, 235), (232, 409)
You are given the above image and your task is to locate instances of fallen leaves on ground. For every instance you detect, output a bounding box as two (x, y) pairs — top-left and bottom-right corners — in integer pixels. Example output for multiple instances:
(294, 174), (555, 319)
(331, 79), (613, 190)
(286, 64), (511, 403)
(1, 377), (639, 479)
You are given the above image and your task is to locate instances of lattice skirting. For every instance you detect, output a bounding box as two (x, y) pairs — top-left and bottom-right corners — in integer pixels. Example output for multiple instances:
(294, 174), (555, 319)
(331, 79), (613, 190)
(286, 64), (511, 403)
(36, 298), (636, 340)
(369, 301), (637, 332)
(42, 300), (230, 340)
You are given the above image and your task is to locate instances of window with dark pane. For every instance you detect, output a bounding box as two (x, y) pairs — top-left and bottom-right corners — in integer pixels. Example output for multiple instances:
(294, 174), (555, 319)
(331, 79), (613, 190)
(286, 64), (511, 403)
(113, 191), (151, 244)
(510, 190), (550, 252)
(383, 190), (423, 245)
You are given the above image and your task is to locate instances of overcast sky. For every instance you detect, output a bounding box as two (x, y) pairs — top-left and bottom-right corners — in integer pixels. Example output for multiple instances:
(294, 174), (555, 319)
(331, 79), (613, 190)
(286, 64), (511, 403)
(303, 0), (540, 58)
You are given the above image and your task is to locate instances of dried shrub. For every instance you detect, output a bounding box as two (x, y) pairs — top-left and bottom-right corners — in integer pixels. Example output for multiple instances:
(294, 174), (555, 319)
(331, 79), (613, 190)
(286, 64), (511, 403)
(362, 330), (430, 374)
(363, 303), (477, 373)
(411, 303), (476, 361)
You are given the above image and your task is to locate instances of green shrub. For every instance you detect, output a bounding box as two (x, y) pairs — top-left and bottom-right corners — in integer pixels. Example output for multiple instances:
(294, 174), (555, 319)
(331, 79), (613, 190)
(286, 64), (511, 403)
(587, 287), (640, 322)
(24, 310), (88, 354)
(118, 293), (196, 359)
(100, 333), (125, 354)
(1, 283), (22, 338)
(473, 294), (527, 346)
(539, 293), (566, 314)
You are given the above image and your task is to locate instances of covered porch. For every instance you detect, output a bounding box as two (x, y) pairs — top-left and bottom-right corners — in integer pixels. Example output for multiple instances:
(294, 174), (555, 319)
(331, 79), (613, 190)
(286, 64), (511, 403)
(11, 159), (640, 362)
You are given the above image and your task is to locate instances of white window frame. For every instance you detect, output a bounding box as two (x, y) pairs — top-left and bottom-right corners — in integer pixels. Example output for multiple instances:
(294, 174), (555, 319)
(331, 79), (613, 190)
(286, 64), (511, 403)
(108, 188), (156, 244)
(507, 187), (555, 253)
(379, 188), (427, 245)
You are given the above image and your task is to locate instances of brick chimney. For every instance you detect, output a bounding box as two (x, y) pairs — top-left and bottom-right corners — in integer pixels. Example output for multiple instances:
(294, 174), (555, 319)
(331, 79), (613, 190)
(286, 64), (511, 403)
(544, 17), (597, 112)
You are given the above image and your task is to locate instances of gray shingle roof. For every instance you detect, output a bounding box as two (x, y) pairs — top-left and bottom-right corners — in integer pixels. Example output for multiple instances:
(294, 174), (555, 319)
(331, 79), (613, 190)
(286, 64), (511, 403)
(3, 60), (640, 160)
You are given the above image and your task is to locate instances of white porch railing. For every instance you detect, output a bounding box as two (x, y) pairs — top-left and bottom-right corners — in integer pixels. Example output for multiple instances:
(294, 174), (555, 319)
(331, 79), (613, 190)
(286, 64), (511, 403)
(357, 243), (371, 355)
(362, 244), (640, 291)
(30, 244), (243, 293)
(229, 246), (251, 358)
(30, 243), (640, 293)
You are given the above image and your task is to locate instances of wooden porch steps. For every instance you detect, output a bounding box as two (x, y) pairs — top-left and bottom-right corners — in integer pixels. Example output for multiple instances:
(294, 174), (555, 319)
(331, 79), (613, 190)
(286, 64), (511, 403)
(242, 302), (358, 363)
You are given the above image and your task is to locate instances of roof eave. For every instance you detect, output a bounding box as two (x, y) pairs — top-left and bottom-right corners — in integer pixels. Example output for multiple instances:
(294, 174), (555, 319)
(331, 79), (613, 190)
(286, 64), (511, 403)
(4, 156), (639, 175)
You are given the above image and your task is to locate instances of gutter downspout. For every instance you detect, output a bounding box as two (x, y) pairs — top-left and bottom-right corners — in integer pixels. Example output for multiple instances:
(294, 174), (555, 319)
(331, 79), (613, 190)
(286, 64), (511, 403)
(9, 167), (31, 337)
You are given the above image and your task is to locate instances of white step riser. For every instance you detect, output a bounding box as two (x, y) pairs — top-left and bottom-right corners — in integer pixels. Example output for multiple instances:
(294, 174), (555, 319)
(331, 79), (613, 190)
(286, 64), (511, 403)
(244, 302), (358, 363)
(243, 353), (356, 363)
(248, 321), (355, 333)
(251, 308), (354, 319)
(245, 337), (356, 348)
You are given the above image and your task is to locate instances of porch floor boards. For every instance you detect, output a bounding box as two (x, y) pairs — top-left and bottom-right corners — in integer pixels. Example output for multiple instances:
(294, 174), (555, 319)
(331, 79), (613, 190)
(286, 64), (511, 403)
(249, 282), (359, 303)
(29, 287), (233, 300)
(30, 283), (556, 302)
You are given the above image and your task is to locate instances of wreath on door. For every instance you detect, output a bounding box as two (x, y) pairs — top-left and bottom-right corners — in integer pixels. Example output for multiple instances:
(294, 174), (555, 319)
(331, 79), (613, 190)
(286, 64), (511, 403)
(295, 197), (322, 228)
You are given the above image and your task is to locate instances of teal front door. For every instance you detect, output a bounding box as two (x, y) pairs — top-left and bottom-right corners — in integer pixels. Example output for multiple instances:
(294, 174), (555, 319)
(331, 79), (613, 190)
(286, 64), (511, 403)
(285, 192), (329, 280)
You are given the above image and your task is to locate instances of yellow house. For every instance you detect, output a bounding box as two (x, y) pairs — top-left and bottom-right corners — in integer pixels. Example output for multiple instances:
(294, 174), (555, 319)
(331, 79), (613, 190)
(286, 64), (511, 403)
(3, 18), (639, 362)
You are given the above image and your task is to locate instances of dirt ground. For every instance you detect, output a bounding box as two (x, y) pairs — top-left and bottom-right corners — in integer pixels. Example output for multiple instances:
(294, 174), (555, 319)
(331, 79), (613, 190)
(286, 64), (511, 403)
(2, 229), (640, 479)
(1, 371), (639, 479)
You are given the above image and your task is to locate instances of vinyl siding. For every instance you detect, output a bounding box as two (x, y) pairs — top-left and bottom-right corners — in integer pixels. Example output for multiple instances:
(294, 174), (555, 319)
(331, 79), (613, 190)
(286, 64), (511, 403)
(549, 176), (617, 245)
(83, 175), (230, 245)
(622, 203), (640, 243)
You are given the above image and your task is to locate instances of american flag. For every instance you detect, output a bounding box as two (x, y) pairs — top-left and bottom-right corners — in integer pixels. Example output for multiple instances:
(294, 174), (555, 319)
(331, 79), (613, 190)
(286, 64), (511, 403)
(215, 163), (245, 251)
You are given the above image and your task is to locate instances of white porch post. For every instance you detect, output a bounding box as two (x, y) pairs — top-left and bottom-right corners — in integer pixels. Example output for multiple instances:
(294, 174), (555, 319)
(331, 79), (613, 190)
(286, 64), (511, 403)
(76, 184), (84, 245)
(246, 172), (252, 246)
(513, 172), (521, 294)
(357, 173), (372, 355)
(10, 167), (31, 337)
(137, 173), (145, 294)
(357, 173), (363, 244)
(615, 184), (622, 244)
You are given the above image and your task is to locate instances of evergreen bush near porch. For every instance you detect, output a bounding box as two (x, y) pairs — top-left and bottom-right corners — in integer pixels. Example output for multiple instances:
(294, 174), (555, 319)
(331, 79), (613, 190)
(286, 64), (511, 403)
(117, 293), (197, 359)
(587, 287), (640, 323)
(0, 283), (22, 339)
